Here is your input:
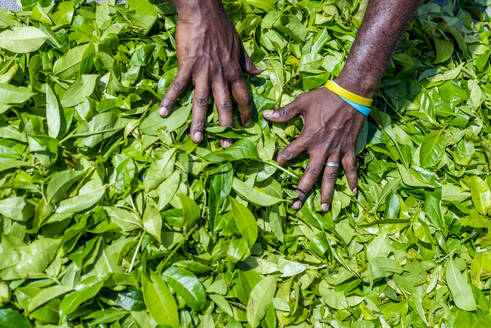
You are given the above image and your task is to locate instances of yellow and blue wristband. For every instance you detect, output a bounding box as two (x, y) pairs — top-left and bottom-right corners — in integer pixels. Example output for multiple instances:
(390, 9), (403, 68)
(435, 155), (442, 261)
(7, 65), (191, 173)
(325, 80), (372, 116)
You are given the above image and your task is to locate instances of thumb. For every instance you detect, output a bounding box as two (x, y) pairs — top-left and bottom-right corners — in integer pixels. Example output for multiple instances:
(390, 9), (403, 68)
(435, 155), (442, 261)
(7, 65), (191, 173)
(262, 101), (301, 122)
(240, 46), (262, 75)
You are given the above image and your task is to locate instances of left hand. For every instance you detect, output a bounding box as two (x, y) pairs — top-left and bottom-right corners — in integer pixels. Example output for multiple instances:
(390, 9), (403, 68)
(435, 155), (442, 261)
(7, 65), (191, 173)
(263, 87), (365, 212)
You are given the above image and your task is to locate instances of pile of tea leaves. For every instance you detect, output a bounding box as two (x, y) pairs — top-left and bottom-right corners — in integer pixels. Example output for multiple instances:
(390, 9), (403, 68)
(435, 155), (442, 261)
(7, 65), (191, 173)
(0, 0), (490, 327)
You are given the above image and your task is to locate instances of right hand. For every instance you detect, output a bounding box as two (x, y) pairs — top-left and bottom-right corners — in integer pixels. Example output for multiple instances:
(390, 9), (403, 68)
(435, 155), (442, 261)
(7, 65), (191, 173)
(160, 0), (261, 148)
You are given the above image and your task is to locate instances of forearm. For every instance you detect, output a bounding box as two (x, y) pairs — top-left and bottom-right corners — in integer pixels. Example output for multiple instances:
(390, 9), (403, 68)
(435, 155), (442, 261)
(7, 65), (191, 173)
(336, 0), (420, 98)
(169, 0), (223, 17)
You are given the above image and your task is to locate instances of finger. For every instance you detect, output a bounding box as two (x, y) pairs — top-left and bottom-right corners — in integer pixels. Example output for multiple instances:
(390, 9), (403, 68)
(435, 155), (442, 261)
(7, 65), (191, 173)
(220, 138), (233, 149)
(293, 152), (326, 210)
(159, 67), (192, 117)
(212, 77), (234, 149)
(230, 79), (253, 126)
(342, 152), (358, 195)
(240, 44), (262, 75)
(276, 135), (308, 167)
(321, 154), (341, 212)
(190, 76), (210, 143)
(262, 98), (303, 123)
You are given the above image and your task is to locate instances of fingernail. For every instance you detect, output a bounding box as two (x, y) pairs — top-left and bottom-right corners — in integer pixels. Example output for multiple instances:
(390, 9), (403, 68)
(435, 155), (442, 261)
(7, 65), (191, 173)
(353, 188), (358, 195)
(193, 131), (203, 142)
(158, 106), (167, 116)
(221, 139), (232, 148)
(262, 110), (272, 116)
(322, 203), (329, 212)
(243, 118), (253, 127)
(292, 200), (302, 210)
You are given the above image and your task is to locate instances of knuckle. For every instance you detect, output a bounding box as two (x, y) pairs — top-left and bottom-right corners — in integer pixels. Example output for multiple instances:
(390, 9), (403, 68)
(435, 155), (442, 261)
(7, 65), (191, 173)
(296, 93), (307, 105)
(304, 131), (317, 142)
(321, 134), (334, 148)
(329, 126), (343, 134)
(344, 157), (357, 173)
(325, 172), (338, 180)
(192, 121), (205, 131)
(238, 93), (252, 106)
(171, 80), (183, 91)
(229, 75), (242, 84)
(227, 68), (242, 82)
(196, 97), (208, 106)
(277, 108), (286, 118)
(278, 149), (293, 162)
(219, 63), (226, 74)
(306, 167), (320, 177)
(329, 142), (342, 152)
(296, 188), (307, 199)
(322, 195), (333, 203)
(221, 100), (233, 111)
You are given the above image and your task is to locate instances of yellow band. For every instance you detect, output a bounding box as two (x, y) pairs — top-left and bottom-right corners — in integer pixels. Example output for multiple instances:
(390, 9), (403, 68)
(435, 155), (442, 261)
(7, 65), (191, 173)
(325, 80), (373, 107)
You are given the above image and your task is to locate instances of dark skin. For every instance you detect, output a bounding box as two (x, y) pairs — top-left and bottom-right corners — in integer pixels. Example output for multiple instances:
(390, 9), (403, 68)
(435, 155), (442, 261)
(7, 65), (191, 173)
(162, 0), (420, 211)
(160, 0), (261, 148)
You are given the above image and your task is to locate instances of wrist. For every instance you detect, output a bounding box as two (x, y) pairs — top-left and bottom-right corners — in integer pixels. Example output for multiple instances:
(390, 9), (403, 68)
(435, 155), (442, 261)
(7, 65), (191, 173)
(171, 0), (222, 19)
(335, 68), (378, 99)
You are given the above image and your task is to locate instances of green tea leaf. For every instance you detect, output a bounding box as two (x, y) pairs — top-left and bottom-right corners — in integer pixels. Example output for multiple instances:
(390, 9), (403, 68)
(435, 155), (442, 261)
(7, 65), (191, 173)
(446, 258), (476, 311)
(0, 309), (31, 328)
(247, 276), (277, 328)
(75, 110), (122, 148)
(46, 169), (85, 204)
(0, 238), (60, 280)
(51, 1), (74, 25)
(143, 205), (162, 242)
(420, 130), (445, 168)
(163, 267), (206, 311)
(178, 193), (201, 230)
(157, 171), (180, 210)
(28, 285), (72, 313)
(0, 82), (34, 104)
(232, 178), (283, 207)
(470, 252), (491, 289)
(60, 74), (98, 108)
(209, 294), (233, 316)
(55, 187), (105, 214)
(0, 26), (47, 53)
(144, 148), (176, 192)
(424, 193), (444, 230)
(140, 105), (192, 135)
(433, 38), (454, 64)
(59, 275), (108, 321)
(469, 176), (490, 215)
(104, 206), (142, 232)
(0, 196), (26, 220)
(365, 257), (403, 282)
(53, 43), (90, 79)
(45, 84), (62, 138)
(205, 139), (258, 162)
(127, 0), (157, 35)
(208, 162), (233, 229)
(229, 197), (258, 248)
(142, 272), (179, 328)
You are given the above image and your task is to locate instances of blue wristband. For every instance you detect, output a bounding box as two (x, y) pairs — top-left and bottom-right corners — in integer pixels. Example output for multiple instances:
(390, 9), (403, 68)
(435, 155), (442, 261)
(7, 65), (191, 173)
(338, 94), (371, 116)
(331, 81), (371, 116)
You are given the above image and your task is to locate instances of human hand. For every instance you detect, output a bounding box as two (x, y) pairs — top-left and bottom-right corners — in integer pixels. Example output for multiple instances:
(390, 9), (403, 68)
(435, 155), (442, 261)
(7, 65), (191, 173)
(263, 87), (365, 212)
(160, 0), (261, 148)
